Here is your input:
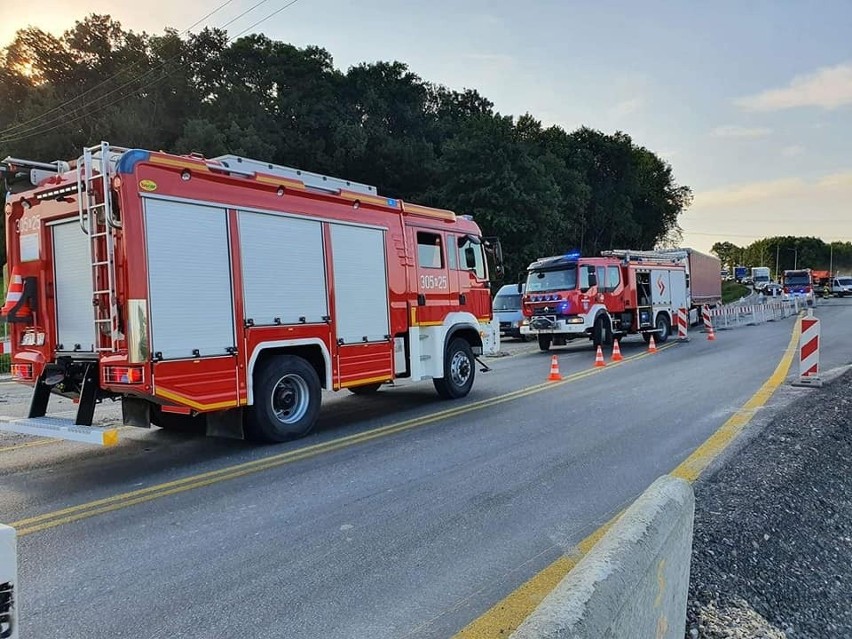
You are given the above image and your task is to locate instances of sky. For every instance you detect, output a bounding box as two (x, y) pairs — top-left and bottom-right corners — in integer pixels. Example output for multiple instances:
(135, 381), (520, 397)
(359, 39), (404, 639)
(3, 0), (852, 254)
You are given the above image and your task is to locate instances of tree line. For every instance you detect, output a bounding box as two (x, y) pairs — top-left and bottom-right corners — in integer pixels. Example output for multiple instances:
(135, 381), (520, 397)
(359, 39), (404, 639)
(712, 237), (852, 279)
(0, 15), (692, 278)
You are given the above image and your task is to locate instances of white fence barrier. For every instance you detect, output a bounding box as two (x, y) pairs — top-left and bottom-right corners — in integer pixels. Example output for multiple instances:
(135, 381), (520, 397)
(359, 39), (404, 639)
(706, 298), (803, 331)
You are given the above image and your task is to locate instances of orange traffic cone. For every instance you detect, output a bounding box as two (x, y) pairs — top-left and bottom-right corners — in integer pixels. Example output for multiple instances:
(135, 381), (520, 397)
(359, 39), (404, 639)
(1, 267), (29, 319)
(707, 326), (716, 341)
(547, 355), (562, 381)
(648, 334), (658, 354)
(611, 339), (623, 362)
(594, 345), (606, 367)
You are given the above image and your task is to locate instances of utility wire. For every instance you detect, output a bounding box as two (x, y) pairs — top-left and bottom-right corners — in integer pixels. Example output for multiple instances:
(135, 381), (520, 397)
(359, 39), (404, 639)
(0, 0), (239, 137)
(0, 0), (299, 144)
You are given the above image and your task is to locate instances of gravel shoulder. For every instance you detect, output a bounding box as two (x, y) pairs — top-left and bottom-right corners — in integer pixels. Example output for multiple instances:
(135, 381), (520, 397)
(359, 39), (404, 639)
(686, 370), (852, 638)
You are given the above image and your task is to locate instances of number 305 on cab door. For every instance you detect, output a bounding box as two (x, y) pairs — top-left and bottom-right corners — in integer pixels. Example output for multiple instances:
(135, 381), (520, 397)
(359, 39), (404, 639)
(420, 274), (448, 290)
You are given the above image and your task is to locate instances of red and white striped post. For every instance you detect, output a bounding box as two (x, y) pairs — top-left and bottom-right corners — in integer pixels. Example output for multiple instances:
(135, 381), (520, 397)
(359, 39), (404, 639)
(793, 310), (822, 387)
(701, 306), (712, 332)
(702, 306), (716, 341)
(677, 308), (689, 341)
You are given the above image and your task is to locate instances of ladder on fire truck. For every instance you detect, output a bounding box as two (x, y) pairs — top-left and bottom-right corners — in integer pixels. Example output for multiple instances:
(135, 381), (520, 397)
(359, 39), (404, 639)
(77, 142), (127, 352)
(601, 249), (689, 263)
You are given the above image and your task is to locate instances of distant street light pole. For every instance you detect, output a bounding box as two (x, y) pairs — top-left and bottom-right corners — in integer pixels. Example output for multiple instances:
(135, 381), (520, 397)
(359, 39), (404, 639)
(775, 244), (780, 281)
(830, 243), (834, 275)
(777, 247), (798, 278)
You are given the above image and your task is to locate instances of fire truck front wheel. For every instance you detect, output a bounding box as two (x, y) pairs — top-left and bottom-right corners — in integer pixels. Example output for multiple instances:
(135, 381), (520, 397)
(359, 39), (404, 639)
(247, 355), (322, 442)
(537, 334), (552, 352)
(433, 338), (476, 399)
(592, 315), (613, 347)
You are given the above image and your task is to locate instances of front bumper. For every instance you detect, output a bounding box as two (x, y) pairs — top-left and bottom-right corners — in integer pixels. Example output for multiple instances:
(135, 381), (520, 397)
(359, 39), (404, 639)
(520, 316), (589, 335)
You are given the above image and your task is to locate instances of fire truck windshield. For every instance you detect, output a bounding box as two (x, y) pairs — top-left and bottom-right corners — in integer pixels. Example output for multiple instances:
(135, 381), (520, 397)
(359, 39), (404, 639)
(526, 267), (577, 293)
(784, 272), (810, 286)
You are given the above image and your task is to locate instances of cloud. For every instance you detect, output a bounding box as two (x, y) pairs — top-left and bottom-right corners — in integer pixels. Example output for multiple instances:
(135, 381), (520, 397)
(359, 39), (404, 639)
(781, 145), (804, 158)
(681, 170), (852, 252)
(610, 97), (644, 118)
(736, 62), (852, 111)
(691, 170), (852, 209)
(710, 125), (772, 139)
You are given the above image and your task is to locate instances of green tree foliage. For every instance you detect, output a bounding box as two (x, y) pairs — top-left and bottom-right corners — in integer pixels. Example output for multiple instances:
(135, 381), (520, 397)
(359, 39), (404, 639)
(713, 237), (852, 279)
(0, 14), (692, 276)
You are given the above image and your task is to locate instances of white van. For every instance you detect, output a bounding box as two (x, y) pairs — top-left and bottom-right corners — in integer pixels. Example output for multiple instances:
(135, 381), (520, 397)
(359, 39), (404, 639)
(493, 284), (526, 339)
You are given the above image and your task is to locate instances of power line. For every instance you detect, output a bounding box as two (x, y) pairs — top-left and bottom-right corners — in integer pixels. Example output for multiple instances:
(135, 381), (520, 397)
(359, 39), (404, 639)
(232, 0), (303, 38)
(0, 0), (299, 144)
(0, 0), (239, 137)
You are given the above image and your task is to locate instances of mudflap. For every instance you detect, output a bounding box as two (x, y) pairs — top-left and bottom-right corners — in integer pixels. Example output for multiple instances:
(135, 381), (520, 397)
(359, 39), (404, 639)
(206, 408), (245, 440)
(122, 397), (152, 428)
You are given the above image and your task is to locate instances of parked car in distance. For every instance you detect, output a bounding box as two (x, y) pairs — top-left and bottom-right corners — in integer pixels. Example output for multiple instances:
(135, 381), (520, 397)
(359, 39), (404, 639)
(493, 284), (527, 339)
(761, 282), (783, 297)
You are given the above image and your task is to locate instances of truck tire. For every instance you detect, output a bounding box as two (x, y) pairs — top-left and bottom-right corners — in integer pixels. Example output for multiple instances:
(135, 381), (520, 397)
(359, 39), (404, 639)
(537, 334), (552, 352)
(654, 313), (670, 343)
(246, 355), (322, 443)
(433, 337), (476, 399)
(348, 382), (382, 395)
(592, 314), (612, 347)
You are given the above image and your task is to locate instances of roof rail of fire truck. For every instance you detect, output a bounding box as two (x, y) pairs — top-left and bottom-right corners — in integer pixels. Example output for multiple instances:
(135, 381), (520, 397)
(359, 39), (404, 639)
(212, 154), (378, 196)
(601, 248), (688, 263)
(1, 155), (71, 189)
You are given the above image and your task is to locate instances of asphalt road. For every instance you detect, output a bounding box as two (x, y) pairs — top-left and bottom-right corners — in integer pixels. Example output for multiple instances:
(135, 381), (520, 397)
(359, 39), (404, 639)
(2, 301), (851, 639)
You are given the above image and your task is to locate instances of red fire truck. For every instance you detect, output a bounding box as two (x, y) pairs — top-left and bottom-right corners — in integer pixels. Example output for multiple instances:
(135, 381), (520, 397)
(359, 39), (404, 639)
(1, 143), (501, 445)
(519, 249), (691, 350)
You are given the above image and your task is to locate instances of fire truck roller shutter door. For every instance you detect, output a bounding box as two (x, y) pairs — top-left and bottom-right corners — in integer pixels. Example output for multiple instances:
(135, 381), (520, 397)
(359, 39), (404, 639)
(145, 199), (235, 359)
(238, 211), (328, 326)
(330, 224), (390, 344)
(52, 220), (97, 352)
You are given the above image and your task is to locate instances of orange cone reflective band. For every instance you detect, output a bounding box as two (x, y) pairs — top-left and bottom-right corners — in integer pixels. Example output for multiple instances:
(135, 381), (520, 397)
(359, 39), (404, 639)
(548, 355), (562, 381)
(594, 345), (606, 367)
(648, 334), (658, 353)
(611, 339), (623, 361)
(1, 267), (31, 318)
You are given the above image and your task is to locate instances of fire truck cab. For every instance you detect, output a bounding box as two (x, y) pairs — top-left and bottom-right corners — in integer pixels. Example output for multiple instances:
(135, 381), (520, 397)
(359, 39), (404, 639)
(1, 143), (501, 445)
(519, 250), (688, 351)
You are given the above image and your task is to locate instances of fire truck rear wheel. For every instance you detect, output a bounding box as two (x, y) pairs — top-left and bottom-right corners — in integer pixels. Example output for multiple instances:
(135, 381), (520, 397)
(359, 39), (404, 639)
(247, 355), (322, 442)
(537, 334), (552, 352)
(433, 337), (476, 399)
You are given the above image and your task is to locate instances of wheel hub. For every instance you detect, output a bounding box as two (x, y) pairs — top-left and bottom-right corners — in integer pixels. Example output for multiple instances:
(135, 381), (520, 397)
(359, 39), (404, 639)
(271, 374), (310, 424)
(450, 351), (471, 387)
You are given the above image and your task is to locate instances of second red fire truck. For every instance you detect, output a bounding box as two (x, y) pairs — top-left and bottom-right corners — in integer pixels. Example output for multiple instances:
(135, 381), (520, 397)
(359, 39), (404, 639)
(1, 143), (501, 445)
(519, 248), (721, 350)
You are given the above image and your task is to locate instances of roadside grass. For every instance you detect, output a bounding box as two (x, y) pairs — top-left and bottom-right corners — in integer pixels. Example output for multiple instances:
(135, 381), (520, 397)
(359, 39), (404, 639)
(722, 281), (749, 304)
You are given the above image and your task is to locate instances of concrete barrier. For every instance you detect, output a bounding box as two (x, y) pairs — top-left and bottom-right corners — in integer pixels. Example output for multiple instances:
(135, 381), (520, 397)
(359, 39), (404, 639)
(512, 476), (694, 639)
(0, 524), (17, 639)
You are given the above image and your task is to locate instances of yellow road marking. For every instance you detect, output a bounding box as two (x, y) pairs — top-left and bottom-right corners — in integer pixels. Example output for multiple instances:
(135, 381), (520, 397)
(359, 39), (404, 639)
(0, 438), (59, 453)
(455, 318), (801, 638)
(9, 343), (675, 536)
